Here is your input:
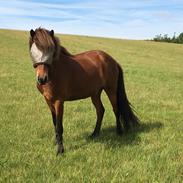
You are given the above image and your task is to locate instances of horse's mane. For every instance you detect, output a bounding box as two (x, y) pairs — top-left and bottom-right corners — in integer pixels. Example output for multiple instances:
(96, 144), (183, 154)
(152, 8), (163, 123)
(29, 27), (72, 56)
(59, 45), (72, 56)
(53, 35), (72, 56)
(29, 28), (54, 52)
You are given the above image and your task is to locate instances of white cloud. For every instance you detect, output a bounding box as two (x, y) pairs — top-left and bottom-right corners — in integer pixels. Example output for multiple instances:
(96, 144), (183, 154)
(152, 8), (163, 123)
(0, 0), (183, 39)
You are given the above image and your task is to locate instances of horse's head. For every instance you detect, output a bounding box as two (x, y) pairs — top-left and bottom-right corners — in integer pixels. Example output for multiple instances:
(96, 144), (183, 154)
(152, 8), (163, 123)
(29, 28), (56, 85)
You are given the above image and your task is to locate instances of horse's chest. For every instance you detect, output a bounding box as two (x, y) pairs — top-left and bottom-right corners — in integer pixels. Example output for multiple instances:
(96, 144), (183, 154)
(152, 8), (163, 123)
(37, 84), (54, 101)
(43, 90), (53, 101)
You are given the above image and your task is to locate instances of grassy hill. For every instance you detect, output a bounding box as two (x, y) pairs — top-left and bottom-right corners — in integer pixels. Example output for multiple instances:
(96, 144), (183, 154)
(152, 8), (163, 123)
(0, 29), (182, 183)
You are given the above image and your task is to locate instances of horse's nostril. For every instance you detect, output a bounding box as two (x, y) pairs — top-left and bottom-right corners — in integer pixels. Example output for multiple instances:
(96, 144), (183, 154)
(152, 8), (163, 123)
(37, 76), (42, 84)
(37, 76), (48, 85)
(44, 76), (48, 83)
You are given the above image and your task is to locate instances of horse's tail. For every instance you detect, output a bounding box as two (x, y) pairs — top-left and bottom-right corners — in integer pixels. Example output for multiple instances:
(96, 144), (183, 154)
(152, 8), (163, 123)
(117, 65), (140, 130)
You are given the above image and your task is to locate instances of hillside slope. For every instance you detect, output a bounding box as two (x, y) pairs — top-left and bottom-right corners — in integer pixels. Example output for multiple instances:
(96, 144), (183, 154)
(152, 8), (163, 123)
(0, 29), (182, 182)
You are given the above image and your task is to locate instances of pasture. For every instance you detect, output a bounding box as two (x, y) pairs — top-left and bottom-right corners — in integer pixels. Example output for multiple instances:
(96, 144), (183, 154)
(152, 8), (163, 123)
(0, 29), (182, 182)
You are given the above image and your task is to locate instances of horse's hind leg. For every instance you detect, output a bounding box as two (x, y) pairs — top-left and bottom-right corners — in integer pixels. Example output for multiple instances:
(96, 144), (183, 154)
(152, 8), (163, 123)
(91, 90), (105, 137)
(105, 89), (123, 135)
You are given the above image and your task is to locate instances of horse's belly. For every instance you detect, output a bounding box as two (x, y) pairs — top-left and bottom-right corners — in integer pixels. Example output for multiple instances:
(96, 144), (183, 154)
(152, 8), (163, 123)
(65, 94), (91, 101)
(65, 79), (103, 101)
(65, 87), (100, 101)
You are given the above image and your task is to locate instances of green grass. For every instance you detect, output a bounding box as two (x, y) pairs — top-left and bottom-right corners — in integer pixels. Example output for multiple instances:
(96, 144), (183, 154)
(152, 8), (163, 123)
(0, 29), (182, 183)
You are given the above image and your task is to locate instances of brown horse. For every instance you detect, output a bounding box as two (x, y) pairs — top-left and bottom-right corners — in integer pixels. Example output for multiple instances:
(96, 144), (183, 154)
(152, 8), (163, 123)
(29, 28), (139, 155)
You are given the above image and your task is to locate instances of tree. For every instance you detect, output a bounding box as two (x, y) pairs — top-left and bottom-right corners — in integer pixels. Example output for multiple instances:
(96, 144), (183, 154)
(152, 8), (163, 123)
(177, 33), (183, 43)
(152, 32), (183, 44)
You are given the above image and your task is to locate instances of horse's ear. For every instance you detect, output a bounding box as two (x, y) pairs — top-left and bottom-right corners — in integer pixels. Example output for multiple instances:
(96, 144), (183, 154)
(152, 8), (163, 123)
(30, 29), (35, 37)
(50, 30), (54, 37)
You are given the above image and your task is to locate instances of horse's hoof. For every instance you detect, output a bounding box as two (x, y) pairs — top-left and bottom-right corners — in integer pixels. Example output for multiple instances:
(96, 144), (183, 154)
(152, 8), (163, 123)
(116, 128), (123, 136)
(56, 145), (64, 156)
(90, 132), (100, 138)
(133, 121), (140, 129)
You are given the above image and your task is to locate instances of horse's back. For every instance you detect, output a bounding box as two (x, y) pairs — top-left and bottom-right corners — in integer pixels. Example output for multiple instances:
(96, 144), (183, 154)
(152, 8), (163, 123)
(73, 50), (119, 90)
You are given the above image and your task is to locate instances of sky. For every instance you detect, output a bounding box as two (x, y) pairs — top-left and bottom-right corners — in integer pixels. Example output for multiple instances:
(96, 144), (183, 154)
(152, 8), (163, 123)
(0, 0), (183, 39)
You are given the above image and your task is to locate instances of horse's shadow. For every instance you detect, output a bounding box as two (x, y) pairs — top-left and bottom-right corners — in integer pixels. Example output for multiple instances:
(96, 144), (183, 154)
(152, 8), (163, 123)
(70, 121), (163, 151)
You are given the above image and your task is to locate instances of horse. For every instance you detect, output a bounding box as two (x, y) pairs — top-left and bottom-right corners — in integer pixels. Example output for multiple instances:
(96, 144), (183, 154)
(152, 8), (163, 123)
(29, 28), (139, 155)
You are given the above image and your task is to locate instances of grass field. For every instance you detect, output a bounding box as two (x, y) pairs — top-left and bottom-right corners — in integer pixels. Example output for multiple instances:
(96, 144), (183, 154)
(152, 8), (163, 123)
(0, 29), (182, 183)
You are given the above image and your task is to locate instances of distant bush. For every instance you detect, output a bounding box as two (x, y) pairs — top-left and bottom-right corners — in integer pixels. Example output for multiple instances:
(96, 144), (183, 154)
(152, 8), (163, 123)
(153, 32), (183, 44)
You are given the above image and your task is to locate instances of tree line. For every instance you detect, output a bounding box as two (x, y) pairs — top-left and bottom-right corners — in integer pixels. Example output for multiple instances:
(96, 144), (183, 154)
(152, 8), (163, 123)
(153, 32), (183, 44)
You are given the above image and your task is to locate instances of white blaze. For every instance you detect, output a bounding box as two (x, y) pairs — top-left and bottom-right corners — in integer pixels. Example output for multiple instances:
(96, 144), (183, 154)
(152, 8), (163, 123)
(30, 43), (53, 65)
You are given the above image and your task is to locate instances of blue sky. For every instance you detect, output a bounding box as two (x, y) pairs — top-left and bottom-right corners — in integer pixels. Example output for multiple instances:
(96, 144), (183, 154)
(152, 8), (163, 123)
(0, 0), (183, 39)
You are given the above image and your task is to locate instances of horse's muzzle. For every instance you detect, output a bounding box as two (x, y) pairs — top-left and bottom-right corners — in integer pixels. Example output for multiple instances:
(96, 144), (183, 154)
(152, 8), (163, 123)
(37, 75), (48, 85)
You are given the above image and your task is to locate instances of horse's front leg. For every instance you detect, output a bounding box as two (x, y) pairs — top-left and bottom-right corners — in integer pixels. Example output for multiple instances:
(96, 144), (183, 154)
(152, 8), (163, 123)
(44, 98), (57, 144)
(54, 100), (64, 155)
(51, 111), (57, 145)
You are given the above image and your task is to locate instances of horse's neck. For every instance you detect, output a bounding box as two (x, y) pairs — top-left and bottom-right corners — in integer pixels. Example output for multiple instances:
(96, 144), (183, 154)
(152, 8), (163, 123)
(53, 48), (69, 68)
